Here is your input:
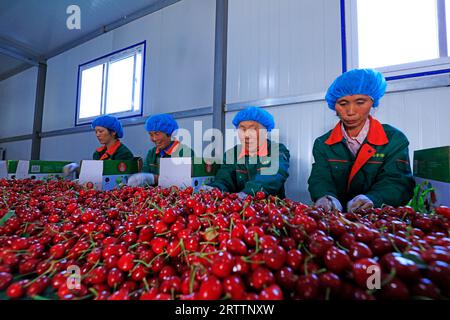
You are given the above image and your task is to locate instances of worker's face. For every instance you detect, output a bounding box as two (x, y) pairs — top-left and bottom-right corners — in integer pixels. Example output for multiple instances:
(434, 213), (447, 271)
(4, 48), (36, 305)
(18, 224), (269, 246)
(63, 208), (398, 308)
(95, 126), (115, 145)
(335, 94), (373, 130)
(149, 131), (171, 150)
(238, 121), (267, 152)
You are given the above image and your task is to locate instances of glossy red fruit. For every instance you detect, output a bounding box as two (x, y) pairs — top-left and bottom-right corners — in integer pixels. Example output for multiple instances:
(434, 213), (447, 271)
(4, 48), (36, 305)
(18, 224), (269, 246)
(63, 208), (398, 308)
(309, 233), (334, 257)
(198, 276), (222, 300)
(6, 282), (25, 299)
(249, 267), (275, 290)
(296, 274), (319, 300)
(380, 253), (420, 281)
(211, 252), (234, 278)
(108, 289), (129, 300)
(378, 278), (409, 300)
(349, 242), (373, 261)
(260, 284), (283, 300)
(226, 238), (247, 256)
(426, 261), (450, 289)
(259, 235), (278, 250)
(275, 267), (298, 290)
(286, 249), (303, 270)
(0, 272), (13, 290)
(319, 272), (342, 295)
(263, 245), (287, 270)
(411, 278), (441, 299)
(223, 275), (245, 300)
(352, 258), (380, 288)
(117, 253), (135, 272)
(324, 246), (352, 274)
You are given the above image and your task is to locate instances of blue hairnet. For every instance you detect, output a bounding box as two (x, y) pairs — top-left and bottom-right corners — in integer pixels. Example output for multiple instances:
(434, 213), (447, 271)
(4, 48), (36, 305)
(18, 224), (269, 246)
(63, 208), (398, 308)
(145, 114), (179, 135)
(92, 115), (124, 138)
(325, 69), (387, 110)
(232, 106), (275, 132)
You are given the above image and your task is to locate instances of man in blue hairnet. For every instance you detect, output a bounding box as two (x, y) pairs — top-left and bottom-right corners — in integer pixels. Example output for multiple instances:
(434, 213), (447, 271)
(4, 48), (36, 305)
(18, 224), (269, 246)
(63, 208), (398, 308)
(308, 69), (415, 213)
(203, 106), (290, 199)
(127, 114), (193, 187)
(63, 115), (134, 176)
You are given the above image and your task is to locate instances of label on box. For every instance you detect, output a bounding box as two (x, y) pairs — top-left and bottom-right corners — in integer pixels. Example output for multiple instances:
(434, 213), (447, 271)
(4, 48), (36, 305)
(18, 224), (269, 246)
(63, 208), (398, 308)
(192, 176), (215, 192)
(103, 175), (131, 191)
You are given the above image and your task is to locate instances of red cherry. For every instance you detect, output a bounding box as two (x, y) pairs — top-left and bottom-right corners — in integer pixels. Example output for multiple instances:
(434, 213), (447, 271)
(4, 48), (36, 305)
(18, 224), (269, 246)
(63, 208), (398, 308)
(324, 246), (351, 274)
(286, 249), (303, 270)
(380, 253), (420, 281)
(223, 275), (245, 300)
(275, 266), (298, 290)
(378, 278), (409, 300)
(349, 242), (373, 261)
(6, 282), (25, 299)
(411, 278), (441, 299)
(117, 253), (135, 272)
(352, 258), (380, 288)
(259, 284), (283, 300)
(426, 261), (450, 289)
(319, 272), (342, 295)
(263, 245), (287, 270)
(296, 274), (319, 300)
(199, 276), (222, 300)
(211, 252), (234, 278)
(0, 272), (13, 290)
(49, 243), (66, 259)
(249, 267), (275, 290)
(226, 238), (247, 256)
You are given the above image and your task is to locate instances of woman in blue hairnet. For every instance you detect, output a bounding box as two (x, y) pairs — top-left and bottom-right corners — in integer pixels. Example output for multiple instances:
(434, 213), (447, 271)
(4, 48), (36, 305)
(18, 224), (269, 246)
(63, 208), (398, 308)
(127, 114), (193, 187)
(63, 115), (134, 175)
(308, 69), (415, 213)
(203, 106), (290, 199)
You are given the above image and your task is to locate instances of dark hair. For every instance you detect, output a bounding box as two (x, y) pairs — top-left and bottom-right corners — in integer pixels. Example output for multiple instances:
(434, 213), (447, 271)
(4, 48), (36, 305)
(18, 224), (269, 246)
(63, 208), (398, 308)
(107, 129), (117, 139)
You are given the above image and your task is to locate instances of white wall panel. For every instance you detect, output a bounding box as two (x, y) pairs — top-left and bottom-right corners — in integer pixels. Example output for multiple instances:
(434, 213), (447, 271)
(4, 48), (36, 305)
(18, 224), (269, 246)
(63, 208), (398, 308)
(42, 0), (215, 132)
(227, 0), (341, 104)
(0, 67), (37, 137)
(0, 140), (32, 160)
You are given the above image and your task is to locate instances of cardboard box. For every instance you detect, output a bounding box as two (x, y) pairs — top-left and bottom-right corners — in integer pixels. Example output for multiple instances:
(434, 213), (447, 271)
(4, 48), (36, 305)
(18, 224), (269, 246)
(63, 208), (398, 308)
(5, 160), (72, 180)
(414, 146), (450, 183)
(191, 158), (218, 191)
(158, 157), (218, 191)
(79, 158), (142, 191)
(414, 146), (450, 207)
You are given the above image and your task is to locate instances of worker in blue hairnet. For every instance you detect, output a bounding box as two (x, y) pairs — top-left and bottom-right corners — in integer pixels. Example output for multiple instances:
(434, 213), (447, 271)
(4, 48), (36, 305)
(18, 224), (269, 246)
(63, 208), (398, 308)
(202, 106), (290, 199)
(127, 114), (193, 187)
(63, 115), (134, 176)
(308, 69), (415, 213)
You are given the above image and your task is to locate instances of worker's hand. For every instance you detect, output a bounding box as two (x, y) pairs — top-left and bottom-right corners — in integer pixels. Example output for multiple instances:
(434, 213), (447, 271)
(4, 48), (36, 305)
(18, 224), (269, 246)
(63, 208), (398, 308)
(347, 195), (374, 213)
(127, 173), (155, 187)
(197, 185), (216, 192)
(236, 192), (248, 200)
(63, 163), (79, 177)
(315, 195), (343, 212)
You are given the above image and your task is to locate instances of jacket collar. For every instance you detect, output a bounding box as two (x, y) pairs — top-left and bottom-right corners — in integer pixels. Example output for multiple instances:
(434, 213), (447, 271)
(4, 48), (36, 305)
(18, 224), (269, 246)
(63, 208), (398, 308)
(156, 140), (180, 156)
(325, 116), (388, 146)
(96, 140), (121, 160)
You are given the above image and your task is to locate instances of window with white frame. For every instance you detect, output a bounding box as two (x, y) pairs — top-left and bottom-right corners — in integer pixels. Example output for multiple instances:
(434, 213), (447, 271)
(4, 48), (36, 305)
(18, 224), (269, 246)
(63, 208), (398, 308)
(349, 0), (450, 74)
(76, 42), (145, 125)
